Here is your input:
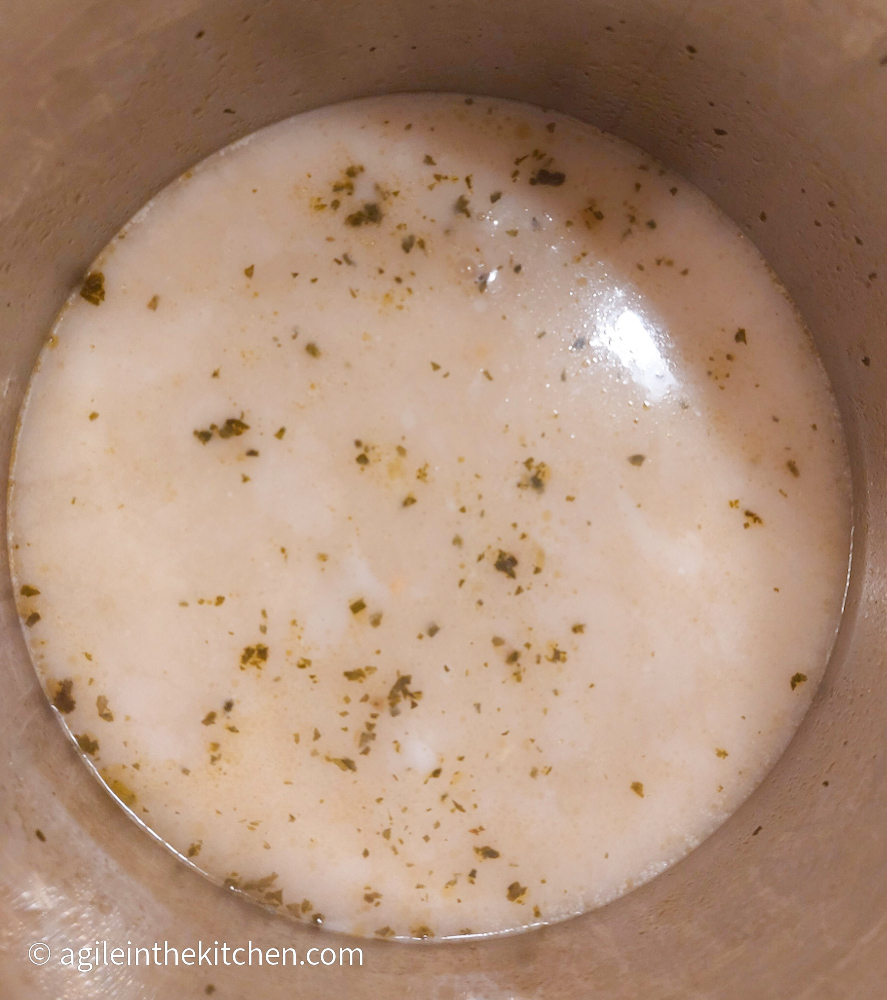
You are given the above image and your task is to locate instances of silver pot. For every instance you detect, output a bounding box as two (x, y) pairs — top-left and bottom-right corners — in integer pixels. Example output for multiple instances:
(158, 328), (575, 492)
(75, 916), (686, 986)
(2, 1), (885, 996)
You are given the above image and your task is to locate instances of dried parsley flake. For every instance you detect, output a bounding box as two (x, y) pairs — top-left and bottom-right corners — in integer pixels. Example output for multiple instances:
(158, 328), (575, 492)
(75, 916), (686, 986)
(529, 169), (565, 186)
(506, 882), (527, 902)
(494, 550), (518, 579)
(388, 674), (422, 716)
(474, 845), (500, 859)
(345, 203), (382, 226)
(76, 733), (99, 755)
(80, 272), (106, 305)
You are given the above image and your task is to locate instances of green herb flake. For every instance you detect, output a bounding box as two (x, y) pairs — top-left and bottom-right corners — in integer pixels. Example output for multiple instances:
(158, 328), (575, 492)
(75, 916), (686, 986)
(628, 454), (646, 467)
(529, 169), (565, 187)
(375, 926), (395, 938)
(194, 428), (213, 444)
(76, 733), (99, 755)
(790, 672), (808, 690)
(735, 328), (747, 344)
(350, 598), (367, 615)
(787, 460), (800, 477)
(423, 154), (436, 165)
(328, 756), (357, 772)
(572, 623), (585, 634)
(80, 271), (106, 305)
(35, 829), (46, 842)
(716, 748), (729, 758)
(96, 695), (114, 722)
(202, 711), (217, 726)
(474, 845), (500, 859)
(388, 674), (422, 716)
(240, 644), (268, 669)
(305, 342), (321, 358)
(244, 265), (254, 278)
(402, 493), (417, 507)
(631, 781), (645, 798)
(454, 194), (471, 217)
(187, 841), (202, 858)
(494, 550), (519, 579)
(411, 926), (435, 939)
(147, 295), (159, 311)
(217, 417), (249, 439)
(518, 459), (550, 492)
(427, 623), (440, 637)
(344, 667), (378, 682)
(25, 612), (41, 628)
(20, 585), (40, 597)
(274, 427), (286, 439)
(490, 191), (502, 203)
(401, 234), (416, 253)
(506, 882), (527, 902)
(345, 203), (382, 227)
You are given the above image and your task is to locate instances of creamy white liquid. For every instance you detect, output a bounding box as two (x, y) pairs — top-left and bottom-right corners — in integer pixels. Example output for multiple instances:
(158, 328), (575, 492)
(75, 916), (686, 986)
(9, 94), (851, 941)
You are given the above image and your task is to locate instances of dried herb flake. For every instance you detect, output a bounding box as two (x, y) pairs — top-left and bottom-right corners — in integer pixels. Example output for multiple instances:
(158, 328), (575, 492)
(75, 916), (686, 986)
(506, 882), (527, 902)
(474, 845), (500, 859)
(529, 169), (565, 187)
(388, 674), (422, 716)
(80, 272), (106, 305)
(52, 679), (76, 714)
(345, 203), (382, 227)
(494, 550), (518, 579)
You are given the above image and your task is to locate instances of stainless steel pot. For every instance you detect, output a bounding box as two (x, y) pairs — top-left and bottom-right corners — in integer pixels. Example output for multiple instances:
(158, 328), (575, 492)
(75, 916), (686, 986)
(2, 1), (886, 996)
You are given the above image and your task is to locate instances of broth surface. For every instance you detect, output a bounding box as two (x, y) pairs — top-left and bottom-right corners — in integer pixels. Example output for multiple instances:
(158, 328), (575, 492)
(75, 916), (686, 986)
(9, 94), (852, 940)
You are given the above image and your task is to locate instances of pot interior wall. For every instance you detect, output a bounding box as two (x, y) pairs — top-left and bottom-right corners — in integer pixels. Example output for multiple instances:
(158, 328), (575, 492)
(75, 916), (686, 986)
(2, 1), (886, 997)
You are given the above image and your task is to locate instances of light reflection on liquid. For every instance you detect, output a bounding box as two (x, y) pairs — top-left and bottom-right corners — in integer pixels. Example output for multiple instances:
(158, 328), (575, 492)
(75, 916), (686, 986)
(568, 284), (678, 402)
(599, 305), (677, 400)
